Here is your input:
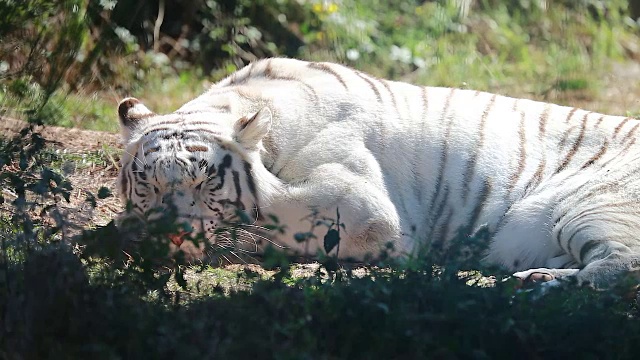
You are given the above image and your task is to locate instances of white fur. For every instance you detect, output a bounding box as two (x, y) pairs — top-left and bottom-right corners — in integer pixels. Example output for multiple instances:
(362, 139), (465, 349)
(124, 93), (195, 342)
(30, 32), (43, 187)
(119, 58), (640, 286)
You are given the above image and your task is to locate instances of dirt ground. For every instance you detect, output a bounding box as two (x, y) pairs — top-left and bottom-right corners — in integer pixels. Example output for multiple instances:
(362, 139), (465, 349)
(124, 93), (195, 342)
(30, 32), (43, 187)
(1, 117), (122, 228)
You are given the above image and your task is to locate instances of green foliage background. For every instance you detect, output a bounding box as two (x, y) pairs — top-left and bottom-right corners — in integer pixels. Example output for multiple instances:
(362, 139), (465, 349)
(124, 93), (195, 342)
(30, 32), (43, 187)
(2, 0), (640, 358)
(2, 0), (639, 129)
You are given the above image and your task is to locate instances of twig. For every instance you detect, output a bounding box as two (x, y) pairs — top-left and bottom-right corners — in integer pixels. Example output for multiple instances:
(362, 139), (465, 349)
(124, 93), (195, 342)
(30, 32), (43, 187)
(153, 0), (166, 52)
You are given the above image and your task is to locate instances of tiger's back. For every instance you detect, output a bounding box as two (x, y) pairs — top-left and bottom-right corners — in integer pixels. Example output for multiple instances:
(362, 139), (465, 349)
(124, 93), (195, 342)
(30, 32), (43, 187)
(117, 58), (640, 287)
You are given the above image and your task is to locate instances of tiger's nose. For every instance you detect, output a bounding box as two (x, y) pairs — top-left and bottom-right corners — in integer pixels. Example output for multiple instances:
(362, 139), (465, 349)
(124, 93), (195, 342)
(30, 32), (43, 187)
(168, 231), (189, 246)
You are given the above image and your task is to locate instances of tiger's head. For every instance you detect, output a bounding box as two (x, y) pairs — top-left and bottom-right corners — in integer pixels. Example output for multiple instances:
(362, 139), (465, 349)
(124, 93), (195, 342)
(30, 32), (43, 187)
(116, 97), (280, 258)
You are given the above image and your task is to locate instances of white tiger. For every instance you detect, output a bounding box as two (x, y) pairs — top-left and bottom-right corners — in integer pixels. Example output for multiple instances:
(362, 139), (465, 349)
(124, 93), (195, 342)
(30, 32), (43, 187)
(117, 57), (640, 288)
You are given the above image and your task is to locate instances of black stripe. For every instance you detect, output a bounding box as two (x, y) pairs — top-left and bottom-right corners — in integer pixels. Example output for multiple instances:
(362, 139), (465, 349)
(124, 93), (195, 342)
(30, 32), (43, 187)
(143, 146), (160, 156)
(133, 180), (149, 198)
(539, 104), (550, 138)
(210, 154), (233, 192)
(428, 185), (450, 242)
(204, 200), (220, 213)
(427, 88), (456, 220)
(550, 188), (633, 232)
(555, 112), (590, 174)
(379, 79), (399, 113)
(613, 117), (632, 138)
(143, 127), (223, 139)
(594, 115), (604, 128)
(354, 71), (382, 102)
(263, 59), (318, 100)
(565, 223), (586, 257)
(244, 162), (257, 199)
(621, 122), (639, 144)
(413, 87), (429, 204)
(522, 160), (545, 195)
(462, 94), (496, 202)
(232, 170), (242, 202)
(436, 209), (455, 247)
(564, 107), (578, 123)
(580, 140), (608, 169)
(308, 62), (348, 89)
(207, 163), (217, 177)
(469, 179), (492, 231)
(556, 210), (632, 256)
(173, 157), (189, 170)
(506, 111), (527, 197)
(598, 138), (635, 169)
(522, 106), (550, 194)
(579, 240), (600, 263)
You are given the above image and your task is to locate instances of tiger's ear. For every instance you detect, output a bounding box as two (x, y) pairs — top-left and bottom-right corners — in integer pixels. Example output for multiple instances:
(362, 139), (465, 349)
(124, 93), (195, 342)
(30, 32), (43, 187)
(118, 97), (154, 139)
(233, 107), (272, 148)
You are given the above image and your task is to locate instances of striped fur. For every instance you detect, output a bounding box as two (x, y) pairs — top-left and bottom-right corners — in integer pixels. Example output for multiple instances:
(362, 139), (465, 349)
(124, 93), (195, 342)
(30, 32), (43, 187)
(117, 58), (640, 287)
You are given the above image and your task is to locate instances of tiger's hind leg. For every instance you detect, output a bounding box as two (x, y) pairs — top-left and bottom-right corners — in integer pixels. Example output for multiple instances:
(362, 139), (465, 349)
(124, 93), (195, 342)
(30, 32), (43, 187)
(513, 248), (640, 289)
(514, 202), (640, 289)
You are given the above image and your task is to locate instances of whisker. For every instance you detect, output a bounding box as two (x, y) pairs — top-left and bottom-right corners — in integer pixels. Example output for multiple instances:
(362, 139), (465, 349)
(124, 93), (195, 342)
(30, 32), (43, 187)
(139, 142), (149, 166)
(236, 228), (285, 249)
(234, 233), (259, 253)
(228, 250), (250, 263)
(124, 149), (146, 169)
(234, 223), (271, 232)
(219, 253), (232, 265)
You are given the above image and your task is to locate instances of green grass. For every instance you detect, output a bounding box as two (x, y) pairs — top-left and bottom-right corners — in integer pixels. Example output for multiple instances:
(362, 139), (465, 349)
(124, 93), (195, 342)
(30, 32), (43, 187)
(135, 69), (211, 116)
(44, 145), (119, 173)
(0, 70), (209, 132)
(300, 0), (630, 100)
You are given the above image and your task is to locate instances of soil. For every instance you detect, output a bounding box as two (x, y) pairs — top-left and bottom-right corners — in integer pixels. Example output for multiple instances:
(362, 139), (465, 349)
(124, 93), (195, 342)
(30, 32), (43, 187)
(1, 117), (123, 229)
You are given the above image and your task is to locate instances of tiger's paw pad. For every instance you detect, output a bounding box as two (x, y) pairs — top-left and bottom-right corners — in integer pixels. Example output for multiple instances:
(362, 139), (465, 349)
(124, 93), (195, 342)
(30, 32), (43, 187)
(513, 270), (556, 287)
(512, 268), (580, 295)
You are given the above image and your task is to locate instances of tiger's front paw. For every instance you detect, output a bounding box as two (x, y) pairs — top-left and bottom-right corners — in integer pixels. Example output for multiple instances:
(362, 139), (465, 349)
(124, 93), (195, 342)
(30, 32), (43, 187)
(513, 269), (555, 285)
(512, 268), (579, 289)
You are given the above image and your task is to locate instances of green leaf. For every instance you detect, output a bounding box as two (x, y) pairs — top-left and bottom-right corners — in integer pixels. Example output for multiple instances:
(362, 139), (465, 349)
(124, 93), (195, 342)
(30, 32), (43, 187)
(235, 209), (252, 224)
(294, 232), (313, 243)
(97, 186), (112, 199)
(175, 267), (188, 289)
(321, 256), (339, 272)
(85, 192), (97, 208)
(19, 151), (28, 170)
(323, 228), (340, 254)
(267, 214), (280, 224)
